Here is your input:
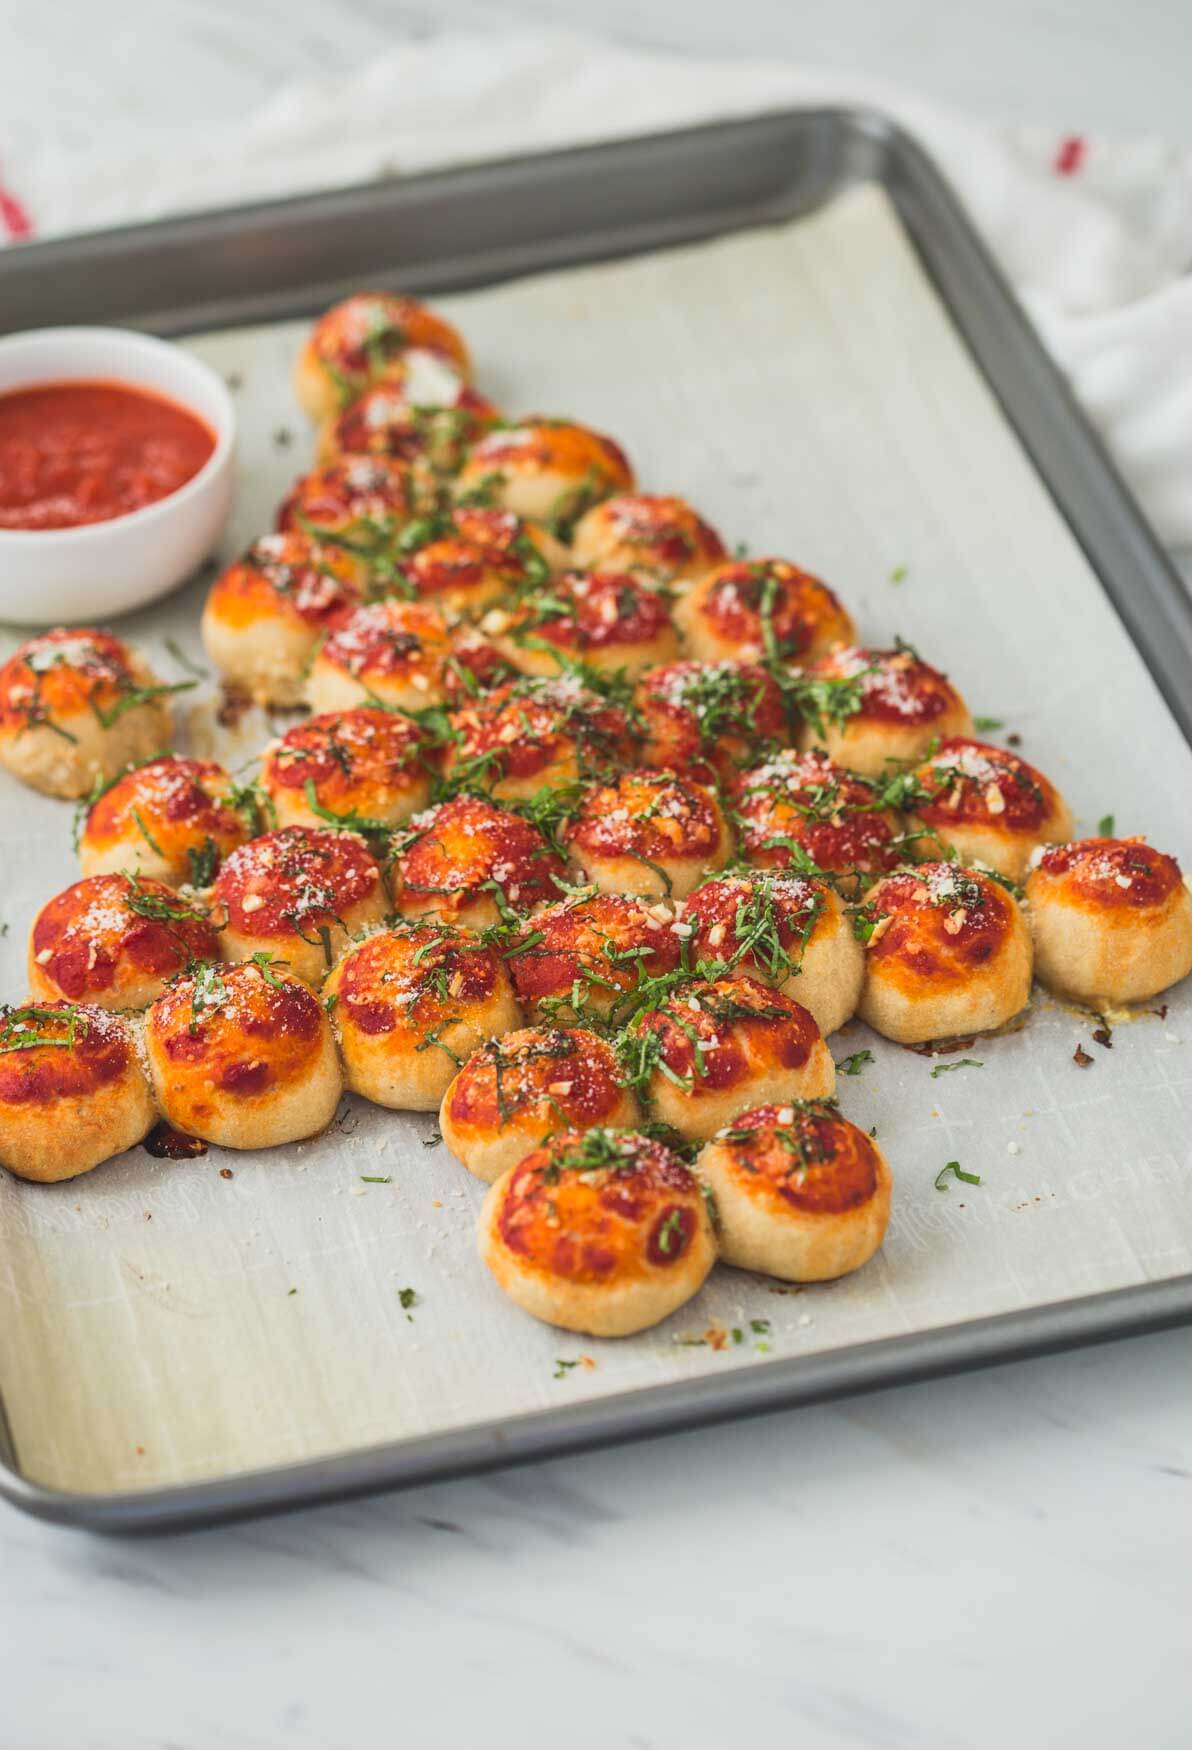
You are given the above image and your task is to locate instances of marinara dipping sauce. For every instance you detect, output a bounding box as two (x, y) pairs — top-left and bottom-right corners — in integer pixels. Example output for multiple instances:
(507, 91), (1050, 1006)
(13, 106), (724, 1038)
(0, 380), (216, 531)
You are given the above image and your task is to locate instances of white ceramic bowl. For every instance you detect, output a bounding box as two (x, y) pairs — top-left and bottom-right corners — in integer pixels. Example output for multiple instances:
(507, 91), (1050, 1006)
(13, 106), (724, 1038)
(0, 327), (235, 627)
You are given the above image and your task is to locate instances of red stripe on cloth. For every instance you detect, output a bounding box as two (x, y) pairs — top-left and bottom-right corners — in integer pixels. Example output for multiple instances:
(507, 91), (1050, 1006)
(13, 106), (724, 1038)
(1053, 134), (1087, 177)
(0, 174), (34, 240)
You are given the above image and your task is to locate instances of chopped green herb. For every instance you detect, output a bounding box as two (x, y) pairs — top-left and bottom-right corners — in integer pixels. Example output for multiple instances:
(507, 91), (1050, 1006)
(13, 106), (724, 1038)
(164, 638), (208, 679)
(361, 1175), (392, 1184)
(929, 1058), (984, 1078)
(1098, 814), (1115, 836)
(553, 1358), (580, 1379)
(889, 565), (908, 585)
(935, 1160), (982, 1190)
(835, 1049), (874, 1077)
(398, 1286), (419, 1320)
(973, 715), (1005, 732)
(288, 1287), (298, 1296)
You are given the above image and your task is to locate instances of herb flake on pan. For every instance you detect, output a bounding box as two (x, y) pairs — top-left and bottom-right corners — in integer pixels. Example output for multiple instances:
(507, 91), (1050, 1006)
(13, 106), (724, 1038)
(1098, 813), (1115, 836)
(973, 715), (1005, 732)
(929, 1058), (984, 1078)
(835, 1049), (874, 1077)
(934, 1160), (982, 1190)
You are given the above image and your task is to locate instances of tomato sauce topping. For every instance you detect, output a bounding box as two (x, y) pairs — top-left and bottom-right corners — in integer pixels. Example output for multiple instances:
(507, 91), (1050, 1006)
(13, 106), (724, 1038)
(464, 419), (632, 485)
(0, 381), (214, 530)
(499, 570), (671, 656)
(149, 962), (324, 1096)
(264, 709), (427, 808)
(717, 1101), (881, 1215)
(447, 676), (633, 787)
(913, 737), (1056, 830)
(1031, 837), (1182, 909)
(397, 506), (553, 600)
(583, 493), (726, 571)
(31, 874), (218, 1001)
(211, 532), (360, 629)
(447, 1027), (624, 1131)
(275, 456), (422, 537)
(805, 645), (960, 726)
(508, 893), (683, 1013)
(635, 659), (788, 780)
(566, 771), (723, 863)
(0, 1002), (132, 1105)
(684, 871), (827, 976)
(83, 756), (248, 866)
(636, 973), (818, 1091)
(317, 599), (450, 683)
(331, 382), (499, 469)
(697, 559), (850, 659)
(0, 627), (141, 731)
(397, 796), (565, 914)
(335, 923), (500, 1037)
(310, 293), (470, 386)
(866, 864), (1016, 985)
(212, 826), (379, 938)
(732, 750), (903, 880)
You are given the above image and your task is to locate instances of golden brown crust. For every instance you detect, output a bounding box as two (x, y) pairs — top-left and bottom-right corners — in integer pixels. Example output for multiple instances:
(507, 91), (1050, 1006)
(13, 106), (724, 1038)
(478, 1127), (716, 1334)
(507, 891), (685, 1025)
(564, 770), (732, 900)
(28, 874), (219, 1010)
(443, 675), (634, 801)
(1025, 837), (1192, 1005)
(732, 749), (904, 896)
(0, 1002), (154, 1182)
(634, 659), (790, 786)
(675, 558), (854, 664)
(305, 597), (452, 714)
(454, 418), (634, 533)
(78, 754), (251, 884)
(295, 292), (472, 423)
(260, 707), (432, 830)
(797, 645), (972, 777)
(482, 569), (679, 679)
(906, 737), (1073, 881)
(570, 492), (726, 588)
(394, 795), (566, 930)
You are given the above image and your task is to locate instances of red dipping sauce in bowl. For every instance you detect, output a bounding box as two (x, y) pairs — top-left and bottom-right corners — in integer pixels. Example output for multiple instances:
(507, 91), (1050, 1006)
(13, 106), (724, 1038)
(0, 380), (216, 531)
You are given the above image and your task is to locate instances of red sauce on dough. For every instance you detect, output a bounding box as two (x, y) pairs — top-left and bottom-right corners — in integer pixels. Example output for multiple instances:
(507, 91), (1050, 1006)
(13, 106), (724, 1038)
(0, 380), (215, 530)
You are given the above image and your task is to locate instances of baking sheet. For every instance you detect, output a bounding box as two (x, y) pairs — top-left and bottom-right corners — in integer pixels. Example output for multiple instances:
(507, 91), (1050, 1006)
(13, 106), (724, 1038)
(1, 179), (1190, 1499)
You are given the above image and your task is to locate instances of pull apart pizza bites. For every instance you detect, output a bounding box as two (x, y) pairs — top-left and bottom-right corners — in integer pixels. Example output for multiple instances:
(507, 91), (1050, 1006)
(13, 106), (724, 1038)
(394, 796), (566, 931)
(319, 373), (501, 476)
(570, 492), (726, 591)
(858, 862), (1032, 1044)
(145, 960), (342, 1150)
(260, 708), (432, 832)
(201, 531), (361, 707)
(323, 920), (520, 1111)
(28, 874), (219, 1011)
(624, 971), (835, 1142)
(0, 628), (175, 799)
(479, 1128), (716, 1337)
(275, 455), (431, 550)
(697, 1099), (892, 1283)
(440, 1026), (640, 1185)
(683, 870), (864, 1037)
(675, 558), (855, 666)
(294, 291), (472, 425)
(386, 507), (566, 623)
(1025, 837), (1192, 1006)
(564, 770), (732, 901)
(443, 675), (634, 803)
(481, 569), (678, 681)
(304, 598), (452, 715)
(795, 644), (972, 778)
(211, 826), (388, 987)
(732, 749), (905, 898)
(0, 1002), (155, 1183)
(442, 627), (519, 704)
(507, 891), (685, 1027)
(455, 418), (634, 537)
(77, 755), (253, 886)
(633, 659), (790, 786)
(905, 737), (1073, 881)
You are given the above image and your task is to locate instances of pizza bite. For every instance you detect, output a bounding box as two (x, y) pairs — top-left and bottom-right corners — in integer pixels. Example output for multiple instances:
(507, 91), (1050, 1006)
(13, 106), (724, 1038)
(394, 795), (566, 930)
(633, 659), (789, 785)
(570, 492), (726, 590)
(304, 598), (452, 714)
(796, 644), (972, 777)
(384, 507), (566, 622)
(441, 626), (520, 703)
(324, 920), (520, 1111)
(442, 674), (634, 802)
(0, 628), (175, 799)
(905, 737), (1073, 880)
(732, 749), (905, 896)
(507, 890), (685, 1026)
(675, 558), (854, 666)
(858, 862), (1032, 1043)
(1024, 837), (1192, 1006)
(319, 373), (501, 476)
(624, 971), (835, 1141)
(77, 754), (253, 885)
(440, 1025), (639, 1184)
(481, 569), (679, 680)
(211, 825), (388, 987)
(260, 707), (432, 831)
(564, 770), (732, 900)
(28, 873), (219, 1011)
(479, 1127), (716, 1336)
(0, 1002), (155, 1183)
(697, 1099), (892, 1282)
(455, 418), (634, 536)
(275, 455), (429, 549)
(144, 960), (342, 1149)
(201, 531), (361, 707)
(683, 869), (864, 1037)
(294, 291), (472, 424)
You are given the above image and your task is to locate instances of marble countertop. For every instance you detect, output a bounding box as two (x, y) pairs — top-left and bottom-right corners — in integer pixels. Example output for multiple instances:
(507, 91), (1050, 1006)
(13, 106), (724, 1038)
(3, 4), (1192, 1746)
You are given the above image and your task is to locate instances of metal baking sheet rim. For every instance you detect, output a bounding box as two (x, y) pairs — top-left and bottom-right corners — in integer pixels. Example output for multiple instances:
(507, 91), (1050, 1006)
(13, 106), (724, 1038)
(2, 106), (1192, 1533)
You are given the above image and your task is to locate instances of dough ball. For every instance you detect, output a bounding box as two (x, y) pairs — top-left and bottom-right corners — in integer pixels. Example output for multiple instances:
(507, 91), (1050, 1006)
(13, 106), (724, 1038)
(28, 873), (219, 1011)
(481, 568), (678, 680)
(294, 292), (472, 425)
(797, 644), (972, 777)
(201, 531), (362, 707)
(324, 919), (521, 1111)
(441, 1025), (639, 1184)
(386, 506), (567, 623)
(145, 960), (342, 1150)
(0, 627), (173, 799)
(906, 737), (1073, 881)
(625, 971), (835, 1142)
(564, 769), (732, 900)
(395, 795), (566, 930)
(442, 674), (634, 802)
(1025, 836), (1192, 1006)
(455, 418), (634, 537)
(859, 862), (1033, 1043)
(275, 453), (432, 548)
(0, 1002), (155, 1183)
(78, 754), (254, 885)
(508, 891), (686, 1026)
(697, 1099), (891, 1282)
(319, 373), (501, 476)
(211, 825), (388, 987)
(634, 659), (790, 786)
(479, 1127), (716, 1336)
(732, 748), (905, 897)
(260, 707), (432, 831)
(304, 598), (452, 714)
(675, 558), (854, 665)
(683, 870), (864, 1037)
(570, 492), (726, 590)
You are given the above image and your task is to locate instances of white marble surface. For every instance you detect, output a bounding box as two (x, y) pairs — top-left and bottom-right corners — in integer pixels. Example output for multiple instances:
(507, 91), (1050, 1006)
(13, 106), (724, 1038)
(3, 4), (1192, 1746)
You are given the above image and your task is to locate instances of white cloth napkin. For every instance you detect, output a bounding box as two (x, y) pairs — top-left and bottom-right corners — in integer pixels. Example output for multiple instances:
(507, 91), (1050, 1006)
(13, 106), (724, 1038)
(4, 30), (1191, 544)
